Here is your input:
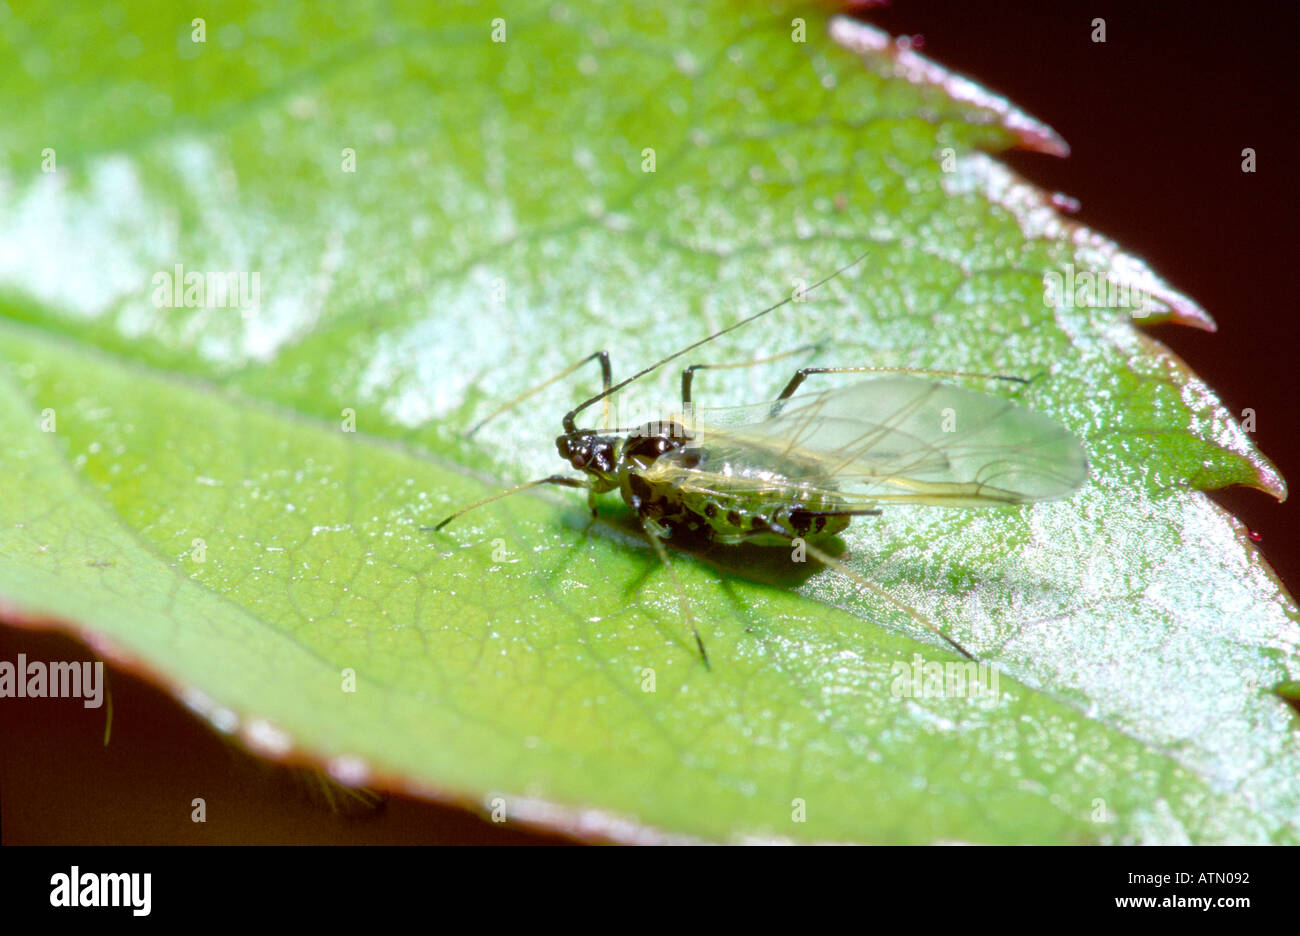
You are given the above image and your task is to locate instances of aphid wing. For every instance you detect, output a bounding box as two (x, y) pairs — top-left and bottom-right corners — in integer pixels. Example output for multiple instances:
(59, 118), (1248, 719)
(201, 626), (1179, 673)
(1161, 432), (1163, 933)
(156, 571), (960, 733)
(685, 376), (1088, 505)
(644, 433), (840, 499)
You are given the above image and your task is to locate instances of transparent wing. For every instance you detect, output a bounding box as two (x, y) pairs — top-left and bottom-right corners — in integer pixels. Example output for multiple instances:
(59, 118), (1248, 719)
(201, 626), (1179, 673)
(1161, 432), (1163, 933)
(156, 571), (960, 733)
(650, 376), (1088, 507)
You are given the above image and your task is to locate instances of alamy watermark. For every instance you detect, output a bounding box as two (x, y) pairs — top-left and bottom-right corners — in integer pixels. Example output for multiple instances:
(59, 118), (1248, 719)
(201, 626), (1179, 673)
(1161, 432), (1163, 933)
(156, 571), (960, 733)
(890, 653), (1000, 699)
(0, 654), (104, 708)
(50, 867), (150, 916)
(151, 264), (261, 317)
(1043, 264), (1156, 317)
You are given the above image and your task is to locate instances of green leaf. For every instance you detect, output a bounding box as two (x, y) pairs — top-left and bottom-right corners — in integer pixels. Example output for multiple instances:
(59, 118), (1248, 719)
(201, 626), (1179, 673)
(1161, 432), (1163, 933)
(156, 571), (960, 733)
(1, 0), (1295, 844)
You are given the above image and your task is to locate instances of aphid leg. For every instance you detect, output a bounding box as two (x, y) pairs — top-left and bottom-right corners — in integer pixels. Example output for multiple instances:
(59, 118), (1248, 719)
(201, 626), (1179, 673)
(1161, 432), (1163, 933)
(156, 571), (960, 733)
(679, 340), (828, 407)
(770, 366), (1030, 416)
(770, 524), (977, 662)
(427, 475), (589, 532)
(641, 524), (711, 670)
(467, 351), (612, 437)
(562, 253), (871, 434)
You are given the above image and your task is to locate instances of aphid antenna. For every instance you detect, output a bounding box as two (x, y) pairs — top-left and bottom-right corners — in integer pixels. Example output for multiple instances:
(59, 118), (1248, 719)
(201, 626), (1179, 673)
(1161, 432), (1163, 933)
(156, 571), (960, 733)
(807, 366), (1030, 384)
(562, 251), (872, 434)
(466, 351), (612, 438)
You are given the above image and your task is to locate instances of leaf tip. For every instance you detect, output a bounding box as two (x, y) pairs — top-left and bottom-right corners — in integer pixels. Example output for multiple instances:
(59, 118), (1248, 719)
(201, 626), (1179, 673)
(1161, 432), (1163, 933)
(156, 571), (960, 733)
(828, 14), (1069, 157)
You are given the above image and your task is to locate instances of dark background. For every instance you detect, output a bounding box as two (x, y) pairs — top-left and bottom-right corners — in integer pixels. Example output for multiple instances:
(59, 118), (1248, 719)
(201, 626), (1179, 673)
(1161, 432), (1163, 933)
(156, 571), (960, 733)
(2, 0), (1295, 845)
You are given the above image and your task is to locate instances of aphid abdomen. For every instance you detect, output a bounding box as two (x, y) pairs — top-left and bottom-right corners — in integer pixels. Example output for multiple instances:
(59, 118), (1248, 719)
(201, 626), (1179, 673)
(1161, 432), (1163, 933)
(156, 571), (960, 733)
(624, 465), (854, 546)
(779, 504), (853, 541)
(621, 471), (704, 537)
(688, 488), (853, 546)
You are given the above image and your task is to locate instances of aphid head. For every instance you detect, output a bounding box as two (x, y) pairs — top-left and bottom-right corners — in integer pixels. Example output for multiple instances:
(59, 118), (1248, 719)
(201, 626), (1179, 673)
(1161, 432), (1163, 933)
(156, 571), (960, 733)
(556, 431), (616, 477)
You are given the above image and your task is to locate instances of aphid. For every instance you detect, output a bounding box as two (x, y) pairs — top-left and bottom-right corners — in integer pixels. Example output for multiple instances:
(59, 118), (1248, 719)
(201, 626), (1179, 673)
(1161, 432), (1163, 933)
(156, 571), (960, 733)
(434, 256), (1089, 667)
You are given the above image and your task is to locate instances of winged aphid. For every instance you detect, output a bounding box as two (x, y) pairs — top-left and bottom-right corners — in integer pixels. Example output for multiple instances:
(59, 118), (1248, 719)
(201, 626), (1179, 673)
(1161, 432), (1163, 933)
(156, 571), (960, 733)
(434, 256), (1088, 667)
